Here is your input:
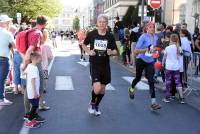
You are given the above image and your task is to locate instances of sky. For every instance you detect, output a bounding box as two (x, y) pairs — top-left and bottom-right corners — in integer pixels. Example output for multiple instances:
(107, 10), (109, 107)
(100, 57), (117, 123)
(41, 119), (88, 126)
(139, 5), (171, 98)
(60, 0), (92, 8)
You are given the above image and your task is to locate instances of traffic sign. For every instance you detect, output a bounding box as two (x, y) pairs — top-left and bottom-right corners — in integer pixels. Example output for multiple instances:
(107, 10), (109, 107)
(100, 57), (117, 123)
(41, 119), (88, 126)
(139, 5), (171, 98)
(150, 0), (161, 9)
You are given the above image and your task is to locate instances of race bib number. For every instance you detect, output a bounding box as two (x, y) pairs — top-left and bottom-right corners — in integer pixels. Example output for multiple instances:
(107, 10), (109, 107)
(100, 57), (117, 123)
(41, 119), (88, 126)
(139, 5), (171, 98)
(94, 40), (108, 50)
(94, 40), (108, 57)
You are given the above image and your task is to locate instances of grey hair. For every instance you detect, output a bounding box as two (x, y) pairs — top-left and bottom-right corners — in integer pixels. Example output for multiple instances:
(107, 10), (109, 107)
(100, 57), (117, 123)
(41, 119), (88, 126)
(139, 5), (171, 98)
(97, 14), (108, 23)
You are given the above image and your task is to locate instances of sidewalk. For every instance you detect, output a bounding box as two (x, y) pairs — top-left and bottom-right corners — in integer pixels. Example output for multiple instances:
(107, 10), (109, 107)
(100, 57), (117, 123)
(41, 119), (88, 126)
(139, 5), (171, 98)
(114, 41), (200, 111)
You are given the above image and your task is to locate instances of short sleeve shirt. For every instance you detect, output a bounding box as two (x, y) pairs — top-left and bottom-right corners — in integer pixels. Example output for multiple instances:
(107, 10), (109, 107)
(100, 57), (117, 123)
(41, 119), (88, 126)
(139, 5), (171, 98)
(164, 44), (180, 71)
(135, 33), (158, 63)
(0, 28), (15, 58)
(24, 64), (40, 99)
(84, 30), (117, 64)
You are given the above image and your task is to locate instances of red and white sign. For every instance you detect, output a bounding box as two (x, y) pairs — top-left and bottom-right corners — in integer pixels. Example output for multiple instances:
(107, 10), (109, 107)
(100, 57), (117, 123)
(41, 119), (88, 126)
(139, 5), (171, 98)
(150, 0), (161, 9)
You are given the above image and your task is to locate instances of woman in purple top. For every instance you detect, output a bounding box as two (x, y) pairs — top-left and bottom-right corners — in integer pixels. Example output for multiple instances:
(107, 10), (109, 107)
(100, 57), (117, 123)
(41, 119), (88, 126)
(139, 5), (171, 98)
(128, 22), (161, 111)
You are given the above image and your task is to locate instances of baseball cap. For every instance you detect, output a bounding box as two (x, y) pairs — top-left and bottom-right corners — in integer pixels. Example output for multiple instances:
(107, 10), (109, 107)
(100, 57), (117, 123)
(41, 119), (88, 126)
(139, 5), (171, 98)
(0, 14), (13, 22)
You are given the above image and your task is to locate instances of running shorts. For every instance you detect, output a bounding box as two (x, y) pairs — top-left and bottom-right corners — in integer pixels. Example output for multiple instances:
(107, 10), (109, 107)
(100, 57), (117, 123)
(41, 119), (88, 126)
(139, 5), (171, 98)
(90, 63), (111, 85)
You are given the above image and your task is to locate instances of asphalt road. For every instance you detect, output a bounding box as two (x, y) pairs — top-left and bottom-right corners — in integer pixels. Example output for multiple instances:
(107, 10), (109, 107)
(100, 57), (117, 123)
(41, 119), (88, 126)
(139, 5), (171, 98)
(0, 40), (200, 134)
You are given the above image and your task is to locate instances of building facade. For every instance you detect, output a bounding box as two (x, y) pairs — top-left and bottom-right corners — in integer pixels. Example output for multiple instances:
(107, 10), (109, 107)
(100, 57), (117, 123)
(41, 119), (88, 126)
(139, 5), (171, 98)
(52, 6), (75, 31)
(104, 0), (138, 29)
(163, 0), (200, 32)
(91, 0), (105, 26)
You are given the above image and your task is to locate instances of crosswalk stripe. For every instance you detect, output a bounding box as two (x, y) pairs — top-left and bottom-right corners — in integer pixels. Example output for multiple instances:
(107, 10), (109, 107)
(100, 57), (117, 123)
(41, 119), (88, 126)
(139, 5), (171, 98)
(77, 61), (89, 67)
(106, 84), (116, 90)
(55, 76), (74, 90)
(122, 76), (149, 90)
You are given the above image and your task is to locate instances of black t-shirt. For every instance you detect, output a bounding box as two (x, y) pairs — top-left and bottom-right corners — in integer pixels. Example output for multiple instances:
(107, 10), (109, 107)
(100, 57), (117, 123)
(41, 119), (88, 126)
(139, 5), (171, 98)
(84, 30), (117, 64)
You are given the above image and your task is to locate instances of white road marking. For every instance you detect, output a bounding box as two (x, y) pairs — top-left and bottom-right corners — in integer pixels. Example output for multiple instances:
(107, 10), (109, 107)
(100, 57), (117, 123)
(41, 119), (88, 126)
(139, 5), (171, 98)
(55, 76), (74, 90)
(48, 57), (55, 74)
(122, 76), (149, 90)
(18, 124), (30, 134)
(77, 61), (89, 67)
(106, 84), (116, 90)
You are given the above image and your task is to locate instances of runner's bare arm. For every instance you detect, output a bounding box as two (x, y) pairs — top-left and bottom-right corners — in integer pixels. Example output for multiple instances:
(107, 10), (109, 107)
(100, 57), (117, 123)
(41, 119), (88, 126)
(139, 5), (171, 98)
(134, 48), (148, 55)
(81, 43), (96, 56)
(24, 46), (35, 64)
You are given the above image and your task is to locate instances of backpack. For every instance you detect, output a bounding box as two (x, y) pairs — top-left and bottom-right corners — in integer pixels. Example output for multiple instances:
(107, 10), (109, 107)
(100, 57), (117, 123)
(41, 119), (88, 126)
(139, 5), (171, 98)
(16, 29), (36, 54)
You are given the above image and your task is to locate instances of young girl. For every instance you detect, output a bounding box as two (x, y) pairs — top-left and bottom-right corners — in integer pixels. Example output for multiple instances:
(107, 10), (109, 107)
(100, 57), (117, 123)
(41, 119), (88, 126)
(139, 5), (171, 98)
(24, 52), (43, 128)
(162, 34), (185, 103)
(39, 29), (53, 110)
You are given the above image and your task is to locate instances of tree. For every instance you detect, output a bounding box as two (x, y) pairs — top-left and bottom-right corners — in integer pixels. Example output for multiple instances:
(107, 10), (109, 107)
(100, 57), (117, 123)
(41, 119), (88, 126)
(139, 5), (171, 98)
(0, 0), (62, 23)
(72, 16), (80, 32)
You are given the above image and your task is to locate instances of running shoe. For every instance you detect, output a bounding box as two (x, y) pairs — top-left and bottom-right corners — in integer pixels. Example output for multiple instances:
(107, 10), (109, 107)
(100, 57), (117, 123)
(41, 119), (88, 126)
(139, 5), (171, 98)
(162, 97), (170, 103)
(150, 103), (162, 111)
(94, 106), (101, 116)
(88, 103), (96, 115)
(128, 87), (135, 99)
(179, 98), (185, 104)
(35, 114), (46, 123)
(23, 113), (30, 121)
(169, 96), (176, 101)
(0, 99), (13, 106)
(24, 119), (41, 128)
(39, 105), (50, 111)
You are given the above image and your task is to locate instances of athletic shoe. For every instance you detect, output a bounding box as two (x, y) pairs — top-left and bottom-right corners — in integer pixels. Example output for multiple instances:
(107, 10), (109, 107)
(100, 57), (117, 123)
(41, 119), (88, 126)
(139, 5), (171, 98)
(35, 114), (46, 123)
(24, 119), (41, 128)
(151, 103), (161, 111)
(162, 97), (170, 103)
(94, 106), (101, 116)
(128, 87), (135, 99)
(80, 58), (84, 62)
(88, 103), (96, 115)
(169, 96), (176, 101)
(39, 105), (50, 111)
(179, 98), (185, 104)
(43, 90), (47, 94)
(0, 99), (13, 106)
(23, 113), (30, 121)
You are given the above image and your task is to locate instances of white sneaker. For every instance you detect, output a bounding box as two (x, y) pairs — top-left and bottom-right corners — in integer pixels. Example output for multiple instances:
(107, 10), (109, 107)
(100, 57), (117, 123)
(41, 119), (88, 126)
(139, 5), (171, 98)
(88, 104), (95, 115)
(94, 106), (101, 116)
(80, 58), (84, 62)
(0, 99), (13, 106)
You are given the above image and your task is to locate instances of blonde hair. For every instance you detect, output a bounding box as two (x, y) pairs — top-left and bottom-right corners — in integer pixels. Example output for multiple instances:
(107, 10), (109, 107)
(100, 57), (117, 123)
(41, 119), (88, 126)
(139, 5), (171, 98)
(43, 29), (49, 42)
(170, 33), (180, 56)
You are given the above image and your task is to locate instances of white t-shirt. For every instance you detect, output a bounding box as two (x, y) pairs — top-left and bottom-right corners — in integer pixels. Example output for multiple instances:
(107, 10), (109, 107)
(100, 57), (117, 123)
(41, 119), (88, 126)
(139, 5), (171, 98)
(0, 28), (15, 58)
(181, 37), (192, 53)
(165, 44), (180, 71)
(24, 64), (40, 99)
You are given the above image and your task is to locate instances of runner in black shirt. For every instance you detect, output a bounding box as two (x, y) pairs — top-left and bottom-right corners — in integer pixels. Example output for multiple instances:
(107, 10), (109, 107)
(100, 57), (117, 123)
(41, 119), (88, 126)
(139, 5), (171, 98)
(82, 14), (118, 116)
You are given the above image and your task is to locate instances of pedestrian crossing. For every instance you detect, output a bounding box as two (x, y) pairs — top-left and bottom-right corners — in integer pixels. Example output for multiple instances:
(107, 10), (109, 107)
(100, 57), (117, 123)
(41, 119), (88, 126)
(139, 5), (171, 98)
(55, 76), (74, 90)
(122, 76), (149, 90)
(77, 61), (89, 67)
(54, 75), (149, 91)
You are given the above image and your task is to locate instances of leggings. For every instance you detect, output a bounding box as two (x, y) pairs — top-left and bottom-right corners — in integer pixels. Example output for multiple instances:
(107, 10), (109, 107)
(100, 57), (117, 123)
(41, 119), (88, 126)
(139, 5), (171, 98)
(131, 59), (156, 98)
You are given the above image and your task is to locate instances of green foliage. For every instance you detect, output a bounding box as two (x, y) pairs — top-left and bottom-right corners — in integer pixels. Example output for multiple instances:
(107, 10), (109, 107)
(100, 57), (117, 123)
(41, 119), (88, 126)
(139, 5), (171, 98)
(0, 0), (62, 23)
(72, 16), (80, 32)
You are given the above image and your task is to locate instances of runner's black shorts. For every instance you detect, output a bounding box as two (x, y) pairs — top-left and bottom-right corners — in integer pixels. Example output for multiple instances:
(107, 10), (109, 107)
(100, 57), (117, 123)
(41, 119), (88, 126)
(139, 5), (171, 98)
(90, 63), (111, 85)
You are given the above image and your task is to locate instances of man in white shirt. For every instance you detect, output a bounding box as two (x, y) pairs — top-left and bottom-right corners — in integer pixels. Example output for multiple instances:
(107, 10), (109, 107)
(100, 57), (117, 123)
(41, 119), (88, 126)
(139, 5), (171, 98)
(0, 14), (15, 106)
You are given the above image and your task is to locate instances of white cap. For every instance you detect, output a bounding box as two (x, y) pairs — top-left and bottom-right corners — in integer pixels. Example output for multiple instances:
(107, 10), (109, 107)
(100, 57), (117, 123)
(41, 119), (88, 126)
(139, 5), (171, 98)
(0, 14), (13, 22)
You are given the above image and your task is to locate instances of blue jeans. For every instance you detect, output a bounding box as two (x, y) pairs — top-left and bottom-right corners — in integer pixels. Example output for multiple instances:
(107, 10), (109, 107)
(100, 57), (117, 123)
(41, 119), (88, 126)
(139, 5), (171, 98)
(13, 51), (22, 85)
(0, 57), (9, 99)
